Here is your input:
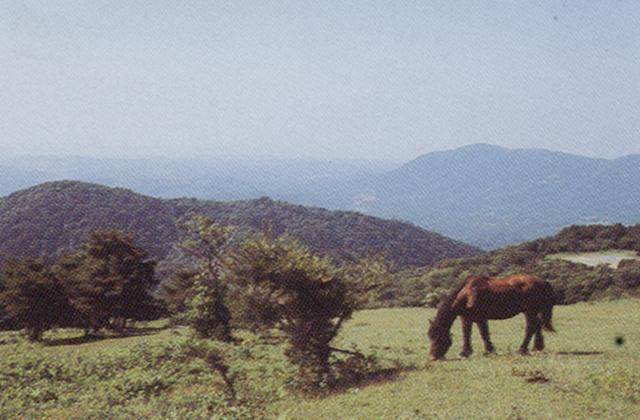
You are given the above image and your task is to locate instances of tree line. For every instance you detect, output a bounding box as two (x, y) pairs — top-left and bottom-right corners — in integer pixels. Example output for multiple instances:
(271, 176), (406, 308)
(0, 230), (159, 340)
(0, 215), (390, 389)
(160, 215), (390, 389)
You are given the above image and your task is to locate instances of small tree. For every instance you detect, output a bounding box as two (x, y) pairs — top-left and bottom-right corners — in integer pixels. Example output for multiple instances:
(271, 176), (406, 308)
(177, 216), (235, 341)
(0, 257), (71, 341)
(226, 232), (389, 388)
(54, 230), (157, 333)
(159, 268), (199, 318)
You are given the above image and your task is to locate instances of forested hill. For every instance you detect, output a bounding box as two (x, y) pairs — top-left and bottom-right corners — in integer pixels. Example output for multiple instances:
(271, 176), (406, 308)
(0, 181), (480, 269)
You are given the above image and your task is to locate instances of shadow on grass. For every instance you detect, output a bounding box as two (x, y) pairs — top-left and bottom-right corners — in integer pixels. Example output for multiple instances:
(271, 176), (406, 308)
(323, 364), (422, 397)
(556, 350), (604, 356)
(43, 326), (168, 347)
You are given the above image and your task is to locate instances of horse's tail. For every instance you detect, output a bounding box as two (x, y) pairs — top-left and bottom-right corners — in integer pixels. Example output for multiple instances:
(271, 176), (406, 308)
(539, 282), (556, 332)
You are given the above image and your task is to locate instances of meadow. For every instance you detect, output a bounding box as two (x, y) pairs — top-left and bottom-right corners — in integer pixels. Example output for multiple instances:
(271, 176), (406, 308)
(1, 300), (639, 418)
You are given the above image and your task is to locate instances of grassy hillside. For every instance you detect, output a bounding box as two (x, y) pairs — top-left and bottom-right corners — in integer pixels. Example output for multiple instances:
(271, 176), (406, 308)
(384, 224), (640, 307)
(0, 181), (480, 270)
(2, 300), (639, 418)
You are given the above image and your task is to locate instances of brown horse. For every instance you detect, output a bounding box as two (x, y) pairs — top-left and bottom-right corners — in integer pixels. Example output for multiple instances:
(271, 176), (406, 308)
(427, 274), (556, 360)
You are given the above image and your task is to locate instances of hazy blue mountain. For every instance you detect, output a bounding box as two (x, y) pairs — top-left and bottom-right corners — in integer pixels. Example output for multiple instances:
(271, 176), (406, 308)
(325, 144), (640, 249)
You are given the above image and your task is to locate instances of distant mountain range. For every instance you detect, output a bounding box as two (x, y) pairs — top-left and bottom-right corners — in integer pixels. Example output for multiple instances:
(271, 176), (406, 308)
(0, 181), (479, 270)
(323, 144), (640, 249)
(3, 144), (639, 249)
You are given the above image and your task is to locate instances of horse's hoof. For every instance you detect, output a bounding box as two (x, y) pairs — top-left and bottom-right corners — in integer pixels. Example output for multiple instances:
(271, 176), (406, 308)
(518, 349), (529, 356)
(459, 351), (472, 358)
(484, 349), (496, 356)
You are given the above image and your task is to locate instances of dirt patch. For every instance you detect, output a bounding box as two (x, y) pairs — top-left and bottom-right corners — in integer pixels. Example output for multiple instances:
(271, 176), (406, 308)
(511, 368), (551, 384)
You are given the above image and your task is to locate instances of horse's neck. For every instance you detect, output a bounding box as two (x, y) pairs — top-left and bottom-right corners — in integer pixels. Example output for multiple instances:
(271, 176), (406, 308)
(434, 301), (458, 332)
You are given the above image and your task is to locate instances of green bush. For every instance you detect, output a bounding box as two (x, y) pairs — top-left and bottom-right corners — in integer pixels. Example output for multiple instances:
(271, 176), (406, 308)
(615, 259), (640, 289)
(422, 288), (451, 308)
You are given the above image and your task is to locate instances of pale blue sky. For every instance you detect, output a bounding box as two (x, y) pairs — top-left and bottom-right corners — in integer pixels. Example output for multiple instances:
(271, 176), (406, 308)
(1, 1), (639, 161)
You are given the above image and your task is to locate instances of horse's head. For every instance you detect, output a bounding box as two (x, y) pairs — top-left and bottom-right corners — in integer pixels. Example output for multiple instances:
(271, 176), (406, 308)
(427, 319), (452, 360)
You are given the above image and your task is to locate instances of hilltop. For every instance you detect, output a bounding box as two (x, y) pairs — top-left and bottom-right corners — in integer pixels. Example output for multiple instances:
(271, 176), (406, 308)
(0, 181), (480, 270)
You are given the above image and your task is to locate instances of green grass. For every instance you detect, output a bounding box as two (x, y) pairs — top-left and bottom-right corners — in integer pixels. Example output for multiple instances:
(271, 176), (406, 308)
(2, 300), (640, 418)
(275, 300), (640, 418)
(546, 249), (640, 268)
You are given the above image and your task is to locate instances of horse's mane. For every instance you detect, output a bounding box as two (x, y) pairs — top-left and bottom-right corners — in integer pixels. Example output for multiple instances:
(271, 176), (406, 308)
(429, 281), (467, 336)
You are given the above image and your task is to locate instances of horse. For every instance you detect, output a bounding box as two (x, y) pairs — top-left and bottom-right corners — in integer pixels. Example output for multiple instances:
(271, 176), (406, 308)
(427, 274), (556, 360)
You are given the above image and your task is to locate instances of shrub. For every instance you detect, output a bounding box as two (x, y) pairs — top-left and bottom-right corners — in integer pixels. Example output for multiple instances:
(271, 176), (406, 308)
(614, 259), (640, 289)
(422, 288), (450, 308)
(225, 231), (388, 389)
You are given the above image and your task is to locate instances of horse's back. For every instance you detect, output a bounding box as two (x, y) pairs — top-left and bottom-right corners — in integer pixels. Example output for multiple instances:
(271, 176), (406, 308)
(457, 274), (553, 319)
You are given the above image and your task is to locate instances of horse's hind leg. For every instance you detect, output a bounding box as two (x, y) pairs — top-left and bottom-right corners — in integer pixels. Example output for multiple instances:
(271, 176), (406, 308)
(459, 316), (473, 358)
(477, 320), (495, 354)
(533, 316), (545, 351)
(519, 312), (540, 355)
(533, 330), (544, 351)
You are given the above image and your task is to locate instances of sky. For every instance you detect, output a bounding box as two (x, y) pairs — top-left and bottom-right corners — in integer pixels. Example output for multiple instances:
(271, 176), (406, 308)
(1, 1), (639, 162)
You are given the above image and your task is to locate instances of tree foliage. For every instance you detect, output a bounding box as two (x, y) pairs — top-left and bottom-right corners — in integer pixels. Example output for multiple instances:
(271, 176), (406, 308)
(177, 216), (235, 341)
(53, 230), (157, 332)
(158, 269), (199, 318)
(0, 257), (71, 340)
(614, 259), (640, 289)
(225, 231), (389, 388)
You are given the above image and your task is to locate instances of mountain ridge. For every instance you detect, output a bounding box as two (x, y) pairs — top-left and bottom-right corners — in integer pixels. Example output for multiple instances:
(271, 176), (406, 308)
(332, 144), (640, 249)
(0, 181), (480, 270)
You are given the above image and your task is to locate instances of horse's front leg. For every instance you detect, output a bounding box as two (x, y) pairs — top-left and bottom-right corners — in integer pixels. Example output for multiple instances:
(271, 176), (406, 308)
(477, 319), (495, 354)
(459, 316), (473, 358)
(519, 312), (540, 355)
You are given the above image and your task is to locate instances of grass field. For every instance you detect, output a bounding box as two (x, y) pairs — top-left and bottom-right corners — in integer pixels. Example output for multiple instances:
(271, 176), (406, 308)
(1, 300), (639, 418)
(546, 250), (640, 268)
